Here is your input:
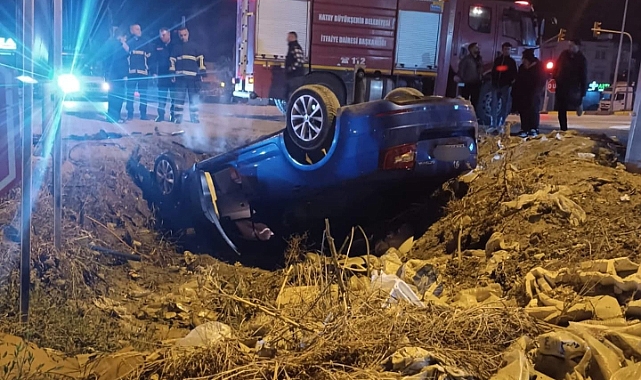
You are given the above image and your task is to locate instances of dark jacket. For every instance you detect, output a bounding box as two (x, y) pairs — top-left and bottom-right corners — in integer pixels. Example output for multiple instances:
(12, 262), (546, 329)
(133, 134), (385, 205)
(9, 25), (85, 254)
(127, 35), (152, 76)
(491, 54), (518, 88)
(458, 53), (483, 84)
(152, 40), (174, 76)
(285, 40), (305, 78)
(512, 59), (546, 111)
(553, 50), (588, 96)
(169, 40), (206, 78)
(104, 39), (129, 80)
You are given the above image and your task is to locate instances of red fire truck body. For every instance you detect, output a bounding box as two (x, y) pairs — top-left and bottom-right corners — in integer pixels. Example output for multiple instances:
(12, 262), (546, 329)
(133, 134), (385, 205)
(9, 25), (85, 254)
(233, 0), (542, 124)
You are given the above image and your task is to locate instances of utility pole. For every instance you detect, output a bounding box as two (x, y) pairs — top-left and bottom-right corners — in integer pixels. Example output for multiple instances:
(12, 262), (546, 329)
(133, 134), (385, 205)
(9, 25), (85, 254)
(610, 0), (629, 114)
(21, 0), (35, 323)
(53, 0), (63, 249)
(434, 0), (458, 97)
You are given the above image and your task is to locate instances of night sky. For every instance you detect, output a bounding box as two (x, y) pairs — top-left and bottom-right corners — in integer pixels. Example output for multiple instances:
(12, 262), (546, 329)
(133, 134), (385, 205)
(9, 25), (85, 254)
(534, 0), (640, 42)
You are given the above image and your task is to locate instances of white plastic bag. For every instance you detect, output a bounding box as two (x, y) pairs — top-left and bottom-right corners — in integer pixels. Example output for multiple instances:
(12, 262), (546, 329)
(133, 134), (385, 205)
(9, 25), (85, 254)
(371, 270), (425, 308)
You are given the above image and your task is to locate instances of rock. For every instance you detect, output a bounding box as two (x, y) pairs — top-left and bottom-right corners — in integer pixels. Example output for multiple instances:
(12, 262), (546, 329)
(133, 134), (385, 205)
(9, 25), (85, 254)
(164, 312), (177, 320)
(485, 232), (520, 257)
(627, 300), (641, 318)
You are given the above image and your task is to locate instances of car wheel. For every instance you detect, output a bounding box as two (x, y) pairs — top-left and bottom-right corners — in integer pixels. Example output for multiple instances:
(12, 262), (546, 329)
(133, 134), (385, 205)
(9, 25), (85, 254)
(384, 87), (424, 101)
(274, 98), (287, 115)
(286, 84), (339, 151)
(154, 152), (186, 202)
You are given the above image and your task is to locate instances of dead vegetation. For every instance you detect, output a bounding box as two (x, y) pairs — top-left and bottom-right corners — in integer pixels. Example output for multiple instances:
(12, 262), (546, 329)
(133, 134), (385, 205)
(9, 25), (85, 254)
(0, 130), (640, 379)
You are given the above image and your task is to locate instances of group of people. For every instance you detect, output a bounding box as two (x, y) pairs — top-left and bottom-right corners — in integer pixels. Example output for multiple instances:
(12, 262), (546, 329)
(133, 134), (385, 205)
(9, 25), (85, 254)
(103, 24), (207, 125)
(457, 39), (588, 137)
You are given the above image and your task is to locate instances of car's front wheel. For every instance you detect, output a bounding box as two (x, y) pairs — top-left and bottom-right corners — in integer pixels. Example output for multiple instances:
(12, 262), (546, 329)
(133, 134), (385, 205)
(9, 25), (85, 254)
(286, 84), (339, 152)
(154, 152), (186, 202)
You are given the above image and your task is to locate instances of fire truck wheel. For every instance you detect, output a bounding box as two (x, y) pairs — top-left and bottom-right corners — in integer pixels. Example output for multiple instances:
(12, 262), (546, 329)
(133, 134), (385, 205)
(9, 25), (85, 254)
(154, 152), (186, 202)
(384, 87), (424, 102)
(286, 84), (339, 151)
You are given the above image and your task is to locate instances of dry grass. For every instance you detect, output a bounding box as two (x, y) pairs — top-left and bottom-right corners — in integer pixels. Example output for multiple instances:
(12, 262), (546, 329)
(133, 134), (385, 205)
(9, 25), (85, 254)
(127, 233), (547, 380)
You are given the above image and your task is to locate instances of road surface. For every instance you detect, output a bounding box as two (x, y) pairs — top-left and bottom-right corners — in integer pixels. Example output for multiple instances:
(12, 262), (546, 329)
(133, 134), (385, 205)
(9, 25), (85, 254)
(32, 102), (634, 153)
(506, 113), (632, 142)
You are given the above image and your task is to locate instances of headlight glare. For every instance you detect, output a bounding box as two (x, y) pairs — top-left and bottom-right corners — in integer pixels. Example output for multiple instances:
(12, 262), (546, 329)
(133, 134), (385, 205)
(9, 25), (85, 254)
(57, 74), (80, 93)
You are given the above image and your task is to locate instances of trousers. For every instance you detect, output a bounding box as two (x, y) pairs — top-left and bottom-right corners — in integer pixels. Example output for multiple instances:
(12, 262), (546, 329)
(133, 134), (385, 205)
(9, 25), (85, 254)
(106, 78), (126, 121)
(157, 78), (175, 118)
(174, 77), (200, 117)
(126, 73), (149, 118)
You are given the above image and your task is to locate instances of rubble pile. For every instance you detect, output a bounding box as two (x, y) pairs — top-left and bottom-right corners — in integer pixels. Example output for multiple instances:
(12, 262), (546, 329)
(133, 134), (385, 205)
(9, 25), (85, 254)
(1, 130), (641, 379)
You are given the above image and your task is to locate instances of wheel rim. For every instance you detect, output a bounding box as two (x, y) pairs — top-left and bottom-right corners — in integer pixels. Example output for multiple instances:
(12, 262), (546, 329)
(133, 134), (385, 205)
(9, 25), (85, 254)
(156, 159), (175, 195)
(290, 94), (324, 142)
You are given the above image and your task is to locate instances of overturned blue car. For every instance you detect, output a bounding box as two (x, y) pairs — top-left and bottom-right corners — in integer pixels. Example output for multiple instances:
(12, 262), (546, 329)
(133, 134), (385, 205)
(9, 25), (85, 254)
(150, 85), (478, 254)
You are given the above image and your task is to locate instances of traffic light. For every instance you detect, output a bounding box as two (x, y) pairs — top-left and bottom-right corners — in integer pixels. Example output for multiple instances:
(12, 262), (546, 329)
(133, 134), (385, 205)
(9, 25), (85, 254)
(545, 61), (554, 71)
(557, 28), (566, 42)
(593, 22), (602, 38)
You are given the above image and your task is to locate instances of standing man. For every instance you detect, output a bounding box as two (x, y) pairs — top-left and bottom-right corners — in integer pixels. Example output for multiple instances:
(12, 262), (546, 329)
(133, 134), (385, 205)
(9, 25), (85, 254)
(285, 31), (306, 99)
(491, 42), (518, 130)
(104, 28), (129, 124)
(169, 27), (206, 124)
(126, 24), (152, 120)
(457, 43), (483, 117)
(512, 49), (546, 138)
(152, 27), (175, 122)
(553, 39), (588, 131)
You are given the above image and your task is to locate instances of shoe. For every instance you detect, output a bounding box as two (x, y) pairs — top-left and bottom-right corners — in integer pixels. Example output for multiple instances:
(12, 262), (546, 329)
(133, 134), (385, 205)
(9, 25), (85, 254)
(518, 130), (528, 138)
(127, 115), (134, 121)
(190, 115), (200, 124)
(140, 115), (149, 121)
(155, 115), (164, 122)
(169, 114), (175, 123)
(576, 105), (584, 117)
(528, 129), (539, 137)
(174, 115), (183, 124)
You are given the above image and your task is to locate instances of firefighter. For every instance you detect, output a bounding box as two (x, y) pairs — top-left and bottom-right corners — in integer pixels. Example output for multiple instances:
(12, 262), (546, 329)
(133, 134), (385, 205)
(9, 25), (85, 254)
(152, 27), (175, 122)
(169, 26), (206, 124)
(126, 24), (152, 120)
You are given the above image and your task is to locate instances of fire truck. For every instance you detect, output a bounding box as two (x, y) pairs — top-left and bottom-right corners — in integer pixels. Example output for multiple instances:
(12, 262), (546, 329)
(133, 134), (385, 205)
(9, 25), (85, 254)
(233, 0), (543, 125)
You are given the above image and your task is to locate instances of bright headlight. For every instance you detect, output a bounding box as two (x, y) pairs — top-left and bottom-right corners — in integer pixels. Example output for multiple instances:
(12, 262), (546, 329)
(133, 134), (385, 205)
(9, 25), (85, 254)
(57, 74), (80, 93)
(101, 82), (110, 91)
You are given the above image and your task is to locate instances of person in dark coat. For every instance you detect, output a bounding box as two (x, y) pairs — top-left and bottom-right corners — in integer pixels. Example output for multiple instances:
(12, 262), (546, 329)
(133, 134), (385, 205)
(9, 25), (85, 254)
(457, 43), (483, 113)
(152, 27), (175, 122)
(512, 49), (546, 138)
(126, 24), (152, 120)
(284, 31), (306, 99)
(169, 27), (206, 124)
(491, 42), (518, 129)
(553, 39), (588, 131)
(104, 28), (129, 124)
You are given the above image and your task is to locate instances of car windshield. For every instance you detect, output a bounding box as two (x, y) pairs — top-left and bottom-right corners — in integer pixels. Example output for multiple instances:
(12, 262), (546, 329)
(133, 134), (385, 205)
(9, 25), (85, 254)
(502, 10), (537, 47)
(62, 54), (102, 76)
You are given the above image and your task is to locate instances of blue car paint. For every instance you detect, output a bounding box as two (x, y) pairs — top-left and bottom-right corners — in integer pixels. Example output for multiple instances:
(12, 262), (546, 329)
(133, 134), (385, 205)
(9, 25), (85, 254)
(190, 96), (478, 213)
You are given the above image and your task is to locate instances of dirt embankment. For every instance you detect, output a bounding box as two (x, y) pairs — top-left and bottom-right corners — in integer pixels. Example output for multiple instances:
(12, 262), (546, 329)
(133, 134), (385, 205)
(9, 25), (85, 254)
(0, 130), (639, 379)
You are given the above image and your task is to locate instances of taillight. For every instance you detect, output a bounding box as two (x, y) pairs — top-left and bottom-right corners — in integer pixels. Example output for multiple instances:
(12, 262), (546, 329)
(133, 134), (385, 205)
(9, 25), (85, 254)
(380, 144), (417, 170)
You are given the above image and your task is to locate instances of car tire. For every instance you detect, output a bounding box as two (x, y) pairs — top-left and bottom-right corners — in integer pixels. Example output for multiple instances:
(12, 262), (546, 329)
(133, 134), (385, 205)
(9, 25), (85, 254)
(154, 152), (186, 202)
(384, 87), (424, 101)
(286, 84), (339, 151)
